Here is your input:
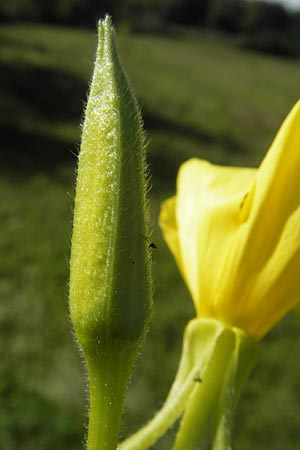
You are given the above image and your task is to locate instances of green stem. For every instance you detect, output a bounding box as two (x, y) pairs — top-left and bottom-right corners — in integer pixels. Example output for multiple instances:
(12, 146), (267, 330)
(86, 343), (136, 450)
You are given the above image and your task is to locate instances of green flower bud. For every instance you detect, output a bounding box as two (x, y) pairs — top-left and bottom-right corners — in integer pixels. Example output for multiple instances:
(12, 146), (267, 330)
(69, 16), (152, 450)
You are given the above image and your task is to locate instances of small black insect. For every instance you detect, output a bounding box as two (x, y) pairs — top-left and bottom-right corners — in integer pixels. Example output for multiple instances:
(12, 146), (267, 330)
(141, 234), (158, 249)
(193, 375), (202, 383)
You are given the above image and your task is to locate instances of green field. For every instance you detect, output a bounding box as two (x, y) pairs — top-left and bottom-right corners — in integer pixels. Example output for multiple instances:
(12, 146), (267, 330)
(1, 23), (300, 449)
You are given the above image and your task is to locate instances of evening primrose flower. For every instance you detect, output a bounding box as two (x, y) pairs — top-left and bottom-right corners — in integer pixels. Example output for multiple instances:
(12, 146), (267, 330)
(120, 102), (300, 450)
(157, 101), (300, 449)
(160, 100), (300, 340)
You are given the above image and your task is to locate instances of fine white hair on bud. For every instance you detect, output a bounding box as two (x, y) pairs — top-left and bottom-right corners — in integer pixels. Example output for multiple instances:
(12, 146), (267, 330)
(70, 15), (152, 350)
(69, 16), (152, 450)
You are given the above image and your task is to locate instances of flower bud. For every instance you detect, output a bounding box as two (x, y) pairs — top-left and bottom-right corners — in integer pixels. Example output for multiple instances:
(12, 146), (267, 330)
(70, 15), (152, 353)
(69, 16), (152, 449)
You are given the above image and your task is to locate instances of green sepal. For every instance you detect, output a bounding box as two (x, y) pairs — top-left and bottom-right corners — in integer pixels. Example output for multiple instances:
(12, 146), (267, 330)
(174, 322), (258, 450)
(119, 318), (258, 450)
(173, 320), (236, 450)
(120, 318), (233, 450)
(212, 328), (259, 450)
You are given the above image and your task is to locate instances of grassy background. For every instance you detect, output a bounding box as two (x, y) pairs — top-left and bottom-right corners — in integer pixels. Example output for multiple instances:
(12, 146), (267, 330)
(1, 23), (300, 449)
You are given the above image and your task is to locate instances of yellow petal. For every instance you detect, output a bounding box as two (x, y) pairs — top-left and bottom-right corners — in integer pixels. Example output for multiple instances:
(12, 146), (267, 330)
(160, 101), (300, 339)
(219, 101), (300, 336)
(159, 197), (184, 276)
(235, 101), (300, 281)
(172, 159), (255, 317)
(242, 204), (300, 337)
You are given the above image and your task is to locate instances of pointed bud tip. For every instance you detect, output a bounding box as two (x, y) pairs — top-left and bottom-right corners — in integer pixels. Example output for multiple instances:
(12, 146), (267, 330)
(98, 15), (113, 33)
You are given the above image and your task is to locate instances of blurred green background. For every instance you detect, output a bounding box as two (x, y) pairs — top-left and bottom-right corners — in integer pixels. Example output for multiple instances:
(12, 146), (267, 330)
(1, 0), (300, 449)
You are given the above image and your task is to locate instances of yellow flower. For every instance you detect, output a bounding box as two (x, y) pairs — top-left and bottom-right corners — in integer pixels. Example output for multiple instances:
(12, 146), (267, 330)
(122, 102), (300, 450)
(160, 101), (300, 340)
